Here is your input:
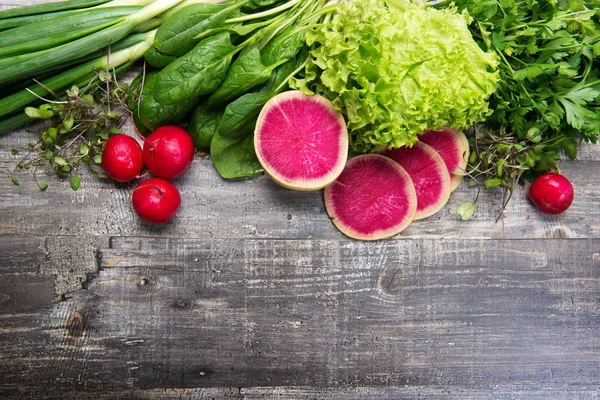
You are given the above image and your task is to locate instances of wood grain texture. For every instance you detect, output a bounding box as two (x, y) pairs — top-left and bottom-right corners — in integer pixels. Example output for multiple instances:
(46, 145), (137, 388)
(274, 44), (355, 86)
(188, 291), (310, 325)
(2, 137), (600, 295)
(1, 0), (599, 397)
(1, 237), (598, 397)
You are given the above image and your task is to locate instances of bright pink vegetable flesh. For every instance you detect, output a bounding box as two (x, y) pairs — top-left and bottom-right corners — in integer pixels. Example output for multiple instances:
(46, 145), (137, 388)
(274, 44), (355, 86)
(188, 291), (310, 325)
(380, 142), (451, 220)
(255, 90), (348, 191)
(419, 127), (469, 191)
(324, 154), (417, 240)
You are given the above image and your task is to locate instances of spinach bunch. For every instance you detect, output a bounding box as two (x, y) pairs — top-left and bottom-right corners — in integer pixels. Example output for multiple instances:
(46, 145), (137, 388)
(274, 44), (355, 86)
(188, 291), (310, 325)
(133, 0), (333, 179)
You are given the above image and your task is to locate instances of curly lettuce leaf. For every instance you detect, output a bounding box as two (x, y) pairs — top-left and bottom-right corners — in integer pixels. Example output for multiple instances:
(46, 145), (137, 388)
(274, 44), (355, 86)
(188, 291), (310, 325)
(293, 0), (498, 152)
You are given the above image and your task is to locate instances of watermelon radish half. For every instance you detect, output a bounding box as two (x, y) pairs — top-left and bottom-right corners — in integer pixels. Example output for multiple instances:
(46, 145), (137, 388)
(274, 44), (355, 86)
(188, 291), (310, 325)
(254, 91), (348, 191)
(380, 142), (451, 220)
(324, 154), (417, 241)
(418, 127), (469, 191)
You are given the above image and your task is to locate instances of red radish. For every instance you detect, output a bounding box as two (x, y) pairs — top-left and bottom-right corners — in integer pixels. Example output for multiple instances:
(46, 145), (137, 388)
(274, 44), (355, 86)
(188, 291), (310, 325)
(143, 125), (195, 179)
(419, 127), (469, 191)
(101, 134), (143, 183)
(324, 154), (417, 240)
(132, 178), (181, 224)
(254, 90), (348, 191)
(528, 172), (574, 214)
(380, 142), (451, 220)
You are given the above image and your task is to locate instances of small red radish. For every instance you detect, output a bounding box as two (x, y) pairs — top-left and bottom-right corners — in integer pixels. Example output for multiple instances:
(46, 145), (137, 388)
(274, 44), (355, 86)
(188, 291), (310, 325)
(143, 125), (195, 179)
(528, 172), (574, 214)
(101, 134), (143, 182)
(132, 178), (181, 224)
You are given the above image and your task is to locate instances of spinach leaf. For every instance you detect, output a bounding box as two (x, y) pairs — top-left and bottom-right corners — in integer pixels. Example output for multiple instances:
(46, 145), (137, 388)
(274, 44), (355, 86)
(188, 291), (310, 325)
(207, 47), (287, 106)
(154, 32), (237, 105)
(143, 46), (177, 68)
(154, 3), (230, 56)
(261, 27), (305, 65)
(244, 0), (283, 11)
(189, 105), (222, 150)
(217, 91), (273, 140)
(131, 71), (198, 132)
(210, 130), (264, 179)
(258, 57), (297, 93)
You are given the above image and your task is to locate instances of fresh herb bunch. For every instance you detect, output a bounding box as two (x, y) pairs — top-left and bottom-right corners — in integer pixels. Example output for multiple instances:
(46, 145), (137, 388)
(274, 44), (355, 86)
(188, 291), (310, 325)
(10, 70), (139, 191)
(448, 0), (600, 174)
(433, 0), (600, 218)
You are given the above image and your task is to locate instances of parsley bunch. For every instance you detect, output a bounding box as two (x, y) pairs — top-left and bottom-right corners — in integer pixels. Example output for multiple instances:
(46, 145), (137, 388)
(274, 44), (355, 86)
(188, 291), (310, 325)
(434, 0), (600, 217)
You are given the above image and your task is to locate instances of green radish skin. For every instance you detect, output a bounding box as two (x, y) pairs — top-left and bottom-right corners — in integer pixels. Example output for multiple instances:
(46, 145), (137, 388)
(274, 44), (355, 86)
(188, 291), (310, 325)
(324, 154), (417, 241)
(380, 142), (451, 220)
(254, 90), (348, 191)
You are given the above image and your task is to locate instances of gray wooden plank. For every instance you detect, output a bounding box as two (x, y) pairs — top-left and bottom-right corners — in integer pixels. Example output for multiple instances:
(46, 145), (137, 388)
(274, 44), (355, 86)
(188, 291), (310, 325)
(1, 237), (597, 396)
(0, 273), (55, 313)
(0, 234), (47, 274)
(2, 148), (599, 242)
(2, 123), (600, 298)
(12, 386), (599, 400)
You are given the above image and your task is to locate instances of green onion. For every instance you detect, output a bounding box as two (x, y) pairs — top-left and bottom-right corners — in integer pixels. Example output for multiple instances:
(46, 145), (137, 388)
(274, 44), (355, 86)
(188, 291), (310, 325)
(0, 0), (110, 19)
(0, 29), (155, 120)
(0, 0), (224, 135)
(0, 0), (185, 87)
(0, 6), (142, 57)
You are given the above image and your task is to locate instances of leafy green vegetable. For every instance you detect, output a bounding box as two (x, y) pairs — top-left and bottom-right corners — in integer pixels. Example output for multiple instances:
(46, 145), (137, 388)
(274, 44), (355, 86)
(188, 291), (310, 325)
(217, 91), (273, 140)
(434, 0), (600, 209)
(293, 0), (498, 152)
(154, 32), (238, 105)
(188, 105), (222, 150)
(9, 68), (137, 190)
(70, 175), (81, 191)
(260, 25), (305, 65)
(131, 70), (198, 132)
(210, 131), (264, 179)
(207, 47), (288, 106)
(244, 0), (284, 11)
(456, 201), (476, 221)
(143, 46), (177, 68)
(153, 2), (233, 56)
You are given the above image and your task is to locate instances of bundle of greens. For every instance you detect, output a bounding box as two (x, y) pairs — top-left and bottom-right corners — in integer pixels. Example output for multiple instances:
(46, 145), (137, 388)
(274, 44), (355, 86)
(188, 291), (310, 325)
(292, 0), (499, 152)
(433, 0), (600, 188)
(0, 0), (211, 134)
(1, 0), (334, 184)
(131, 0), (335, 178)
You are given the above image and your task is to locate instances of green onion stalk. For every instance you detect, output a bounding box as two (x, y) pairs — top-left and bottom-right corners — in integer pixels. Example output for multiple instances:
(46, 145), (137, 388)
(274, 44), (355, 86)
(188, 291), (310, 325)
(0, 0), (217, 135)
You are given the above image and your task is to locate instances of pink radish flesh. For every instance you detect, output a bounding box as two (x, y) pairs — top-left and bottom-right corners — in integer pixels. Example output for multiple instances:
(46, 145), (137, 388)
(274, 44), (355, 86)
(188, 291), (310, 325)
(380, 142), (451, 220)
(418, 127), (469, 191)
(255, 91), (348, 191)
(324, 154), (417, 240)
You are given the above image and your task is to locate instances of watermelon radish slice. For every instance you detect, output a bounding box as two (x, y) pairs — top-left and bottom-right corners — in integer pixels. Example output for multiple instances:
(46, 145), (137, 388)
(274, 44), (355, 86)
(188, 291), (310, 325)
(324, 154), (417, 241)
(380, 142), (451, 220)
(418, 127), (469, 191)
(254, 91), (348, 191)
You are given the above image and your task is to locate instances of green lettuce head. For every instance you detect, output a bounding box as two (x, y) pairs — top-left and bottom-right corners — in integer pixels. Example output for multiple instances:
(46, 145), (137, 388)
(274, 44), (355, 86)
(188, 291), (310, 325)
(293, 0), (498, 152)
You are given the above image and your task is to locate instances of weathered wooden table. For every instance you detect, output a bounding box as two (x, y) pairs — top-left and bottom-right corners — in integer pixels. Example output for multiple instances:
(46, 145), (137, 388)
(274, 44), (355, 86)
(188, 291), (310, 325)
(1, 1), (599, 398)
